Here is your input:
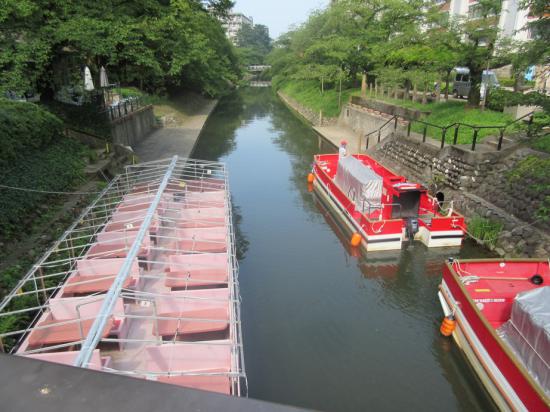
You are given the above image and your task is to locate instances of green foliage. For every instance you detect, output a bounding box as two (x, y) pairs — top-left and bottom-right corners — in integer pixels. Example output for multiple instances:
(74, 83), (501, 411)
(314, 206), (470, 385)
(487, 89), (550, 112)
(468, 215), (503, 247)
(279, 80), (356, 117)
(507, 155), (550, 222)
(267, 0), (546, 110)
(508, 155), (550, 184)
(0, 0), (240, 98)
(42, 100), (111, 138)
(0, 100), (64, 168)
(532, 135), (550, 153)
(498, 78), (535, 88)
(0, 138), (87, 240)
(235, 23), (271, 65)
(410, 101), (516, 143)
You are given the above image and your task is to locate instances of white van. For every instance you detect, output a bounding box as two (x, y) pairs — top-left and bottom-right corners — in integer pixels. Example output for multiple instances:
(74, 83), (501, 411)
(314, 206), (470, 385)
(452, 67), (500, 99)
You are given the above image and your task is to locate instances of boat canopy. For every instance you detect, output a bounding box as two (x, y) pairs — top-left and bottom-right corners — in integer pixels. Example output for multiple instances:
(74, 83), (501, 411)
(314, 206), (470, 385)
(497, 286), (550, 396)
(334, 156), (383, 214)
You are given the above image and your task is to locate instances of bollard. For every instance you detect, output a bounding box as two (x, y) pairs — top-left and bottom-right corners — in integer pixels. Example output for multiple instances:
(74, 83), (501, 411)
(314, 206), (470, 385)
(422, 125), (427, 142)
(394, 117), (398, 130)
(407, 122), (411, 137)
(378, 130), (381, 143)
(471, 129), (478, 151)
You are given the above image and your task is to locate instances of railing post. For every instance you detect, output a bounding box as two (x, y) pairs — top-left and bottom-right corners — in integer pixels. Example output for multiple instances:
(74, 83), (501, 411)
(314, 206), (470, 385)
(441, 128), (447, 149)
(453, 126), (459, 145)
(366, 136), (369, 150)
(527, 114), (534, 137)
(422, 125), (427, 143)
(497, 129), (504, 151)
(394, 117), (398, 130)
(407, 121), (411, 137)
(378, 130), (381, 143)
(117, 105), (122, 118)
(471, 129), (478, 151)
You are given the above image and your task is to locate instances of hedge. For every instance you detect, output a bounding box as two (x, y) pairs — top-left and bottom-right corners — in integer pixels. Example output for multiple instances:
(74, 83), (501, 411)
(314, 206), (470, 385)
(0, 100), (64, 169)
(0, 138), (87, 240)
(487, 89), (550, 113)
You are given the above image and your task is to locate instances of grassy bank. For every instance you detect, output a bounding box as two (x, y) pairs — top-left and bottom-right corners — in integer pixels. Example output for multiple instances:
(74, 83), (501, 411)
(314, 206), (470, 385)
(276, 80), (517, 144)
(278, 80), (356, 117)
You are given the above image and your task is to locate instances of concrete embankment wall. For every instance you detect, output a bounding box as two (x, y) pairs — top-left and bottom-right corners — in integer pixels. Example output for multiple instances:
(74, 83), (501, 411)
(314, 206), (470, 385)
(110, 105), (156, 147)
(277, 91), (336, 126)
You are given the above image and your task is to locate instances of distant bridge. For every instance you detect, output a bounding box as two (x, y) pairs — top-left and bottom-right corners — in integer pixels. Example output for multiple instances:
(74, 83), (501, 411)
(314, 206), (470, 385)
(247, 65), (271, 72)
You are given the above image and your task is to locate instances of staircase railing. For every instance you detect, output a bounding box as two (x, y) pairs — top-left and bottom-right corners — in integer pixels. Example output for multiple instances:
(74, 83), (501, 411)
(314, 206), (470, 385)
(364, 115), (399, 149)
(404, 110), (539, 151)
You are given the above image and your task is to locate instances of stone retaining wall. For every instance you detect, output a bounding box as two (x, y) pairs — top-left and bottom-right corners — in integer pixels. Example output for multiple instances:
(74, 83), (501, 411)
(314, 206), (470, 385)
(350, 96), (431, 120)
(376, 136), (491, 190)
(372, 134), (550, 257)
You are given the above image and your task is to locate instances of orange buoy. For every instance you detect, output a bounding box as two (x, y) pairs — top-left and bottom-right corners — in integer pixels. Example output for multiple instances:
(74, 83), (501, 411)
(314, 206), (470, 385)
(307, 183), (313, 193)
(350, 232), (362, 247)
(307, 173), (315, 183)
(440, 315), (456, 337)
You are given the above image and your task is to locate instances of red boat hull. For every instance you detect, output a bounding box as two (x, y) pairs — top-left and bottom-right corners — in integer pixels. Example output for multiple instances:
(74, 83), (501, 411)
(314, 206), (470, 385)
(439, 259), (550, 411)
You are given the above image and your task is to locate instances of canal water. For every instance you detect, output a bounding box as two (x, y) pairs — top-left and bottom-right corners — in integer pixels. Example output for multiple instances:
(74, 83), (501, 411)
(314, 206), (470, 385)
(193, 88), (496, 412)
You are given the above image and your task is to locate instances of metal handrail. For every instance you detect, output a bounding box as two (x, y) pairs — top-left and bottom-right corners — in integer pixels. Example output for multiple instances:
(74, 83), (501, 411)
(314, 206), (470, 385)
(364, 115), (398, 149)
(405, 110), (539, 151)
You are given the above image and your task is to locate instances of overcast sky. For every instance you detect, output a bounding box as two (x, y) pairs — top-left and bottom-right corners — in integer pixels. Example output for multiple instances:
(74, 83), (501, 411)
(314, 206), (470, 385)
(233, 0), (329, 39)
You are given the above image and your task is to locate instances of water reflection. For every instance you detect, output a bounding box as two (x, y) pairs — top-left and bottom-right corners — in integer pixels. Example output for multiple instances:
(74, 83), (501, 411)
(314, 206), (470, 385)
(192, 88), (497, 412)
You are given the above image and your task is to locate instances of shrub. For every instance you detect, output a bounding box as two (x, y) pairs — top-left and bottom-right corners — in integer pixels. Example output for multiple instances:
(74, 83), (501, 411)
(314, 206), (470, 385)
(0, 100), (64, 168)
(0, 139), (87, 240)
(468, 215), (503, 247)
(487, 89), (550, 112)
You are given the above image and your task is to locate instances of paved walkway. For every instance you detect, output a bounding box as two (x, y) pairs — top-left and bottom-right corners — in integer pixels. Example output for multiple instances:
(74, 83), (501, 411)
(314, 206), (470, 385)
(135, 99), (218, 162)
(313, 125), (363, 152)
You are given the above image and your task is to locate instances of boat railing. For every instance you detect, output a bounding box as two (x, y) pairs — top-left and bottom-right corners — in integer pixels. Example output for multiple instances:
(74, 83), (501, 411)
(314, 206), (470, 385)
(361, 199), (402, 220)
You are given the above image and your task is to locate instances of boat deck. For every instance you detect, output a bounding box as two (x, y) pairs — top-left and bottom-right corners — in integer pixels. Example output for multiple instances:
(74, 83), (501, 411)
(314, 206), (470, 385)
(0, 157), (246, 396)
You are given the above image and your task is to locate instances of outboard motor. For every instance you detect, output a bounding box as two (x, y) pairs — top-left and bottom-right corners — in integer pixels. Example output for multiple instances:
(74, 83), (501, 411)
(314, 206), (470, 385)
(406, 217), (419, 243)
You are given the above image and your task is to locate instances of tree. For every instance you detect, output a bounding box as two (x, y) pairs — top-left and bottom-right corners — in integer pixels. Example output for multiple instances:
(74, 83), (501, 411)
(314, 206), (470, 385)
(0, 0), (240, 97)
(235, 23), (272, 65)
(456, 0), (502, 106)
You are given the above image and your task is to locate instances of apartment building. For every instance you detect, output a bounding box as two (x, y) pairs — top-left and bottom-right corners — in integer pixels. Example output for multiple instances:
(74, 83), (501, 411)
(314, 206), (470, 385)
(223, 13), (254, 43)
(445, 0), (532, 42)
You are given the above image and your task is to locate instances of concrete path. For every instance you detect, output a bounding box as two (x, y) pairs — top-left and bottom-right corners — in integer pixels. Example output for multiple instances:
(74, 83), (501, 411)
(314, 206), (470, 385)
(313, 125), (363, 152)
(135, 98), (218, 162)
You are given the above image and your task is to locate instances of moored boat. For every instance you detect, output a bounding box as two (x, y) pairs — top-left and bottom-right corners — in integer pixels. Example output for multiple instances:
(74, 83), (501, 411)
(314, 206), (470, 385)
(438, 258), (550, 411)
(311, 153), (466, 251)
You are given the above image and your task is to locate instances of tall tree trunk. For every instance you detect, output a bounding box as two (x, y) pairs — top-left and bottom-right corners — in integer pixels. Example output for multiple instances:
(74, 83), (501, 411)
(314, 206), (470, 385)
(513, 70), (522, 92)
(361, 72), (367, 97)
(444, 70), (451, 101)
(467, 70), (482, 107)
(422, 83), (427, 104)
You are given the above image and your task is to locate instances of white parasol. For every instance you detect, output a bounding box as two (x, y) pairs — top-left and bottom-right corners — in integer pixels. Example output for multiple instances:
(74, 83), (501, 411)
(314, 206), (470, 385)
(99, 66), (109, 88)
(84, 66), (94, 91)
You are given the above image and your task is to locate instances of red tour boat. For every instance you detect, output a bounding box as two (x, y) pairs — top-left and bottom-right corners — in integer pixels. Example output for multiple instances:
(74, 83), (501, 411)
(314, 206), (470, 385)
(439, 258), (550, 411)
(311, 153), (466, 251)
